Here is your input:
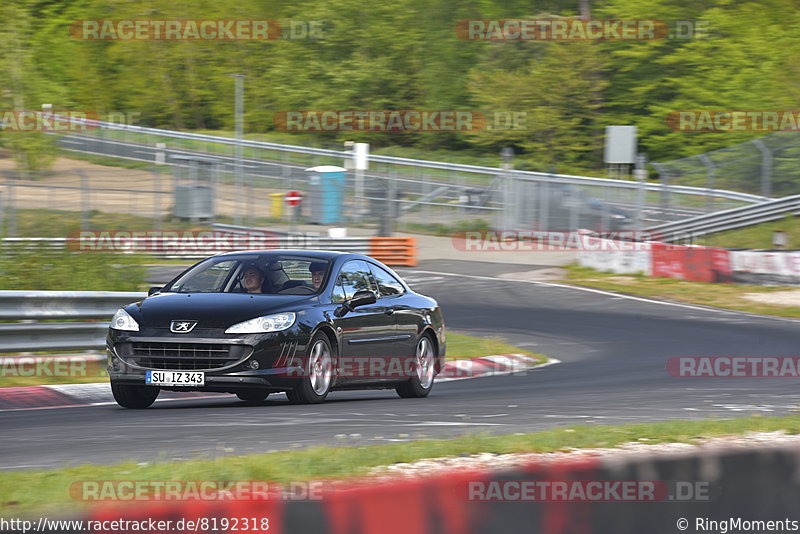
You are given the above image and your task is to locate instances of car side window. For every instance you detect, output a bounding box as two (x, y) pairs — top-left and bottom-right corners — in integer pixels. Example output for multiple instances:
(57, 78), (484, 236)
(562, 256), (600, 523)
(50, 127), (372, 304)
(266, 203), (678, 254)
(369, 264), (405, 297)
(337, 260), (377, 300)
(331, 276), (346, 303)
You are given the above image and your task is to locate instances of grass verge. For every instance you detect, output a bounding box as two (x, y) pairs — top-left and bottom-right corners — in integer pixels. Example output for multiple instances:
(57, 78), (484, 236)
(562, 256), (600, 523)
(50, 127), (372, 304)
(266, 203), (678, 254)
(59, 151), (163, 170)
(0, 245), (149, 291)
(3, 414), (800, 517)
(3, 208), (207, 238)
(697, 214), (800, 249)
(445, 332), (539, 361)
(0, 358), (108, 388)
(561, 265), (800, 318)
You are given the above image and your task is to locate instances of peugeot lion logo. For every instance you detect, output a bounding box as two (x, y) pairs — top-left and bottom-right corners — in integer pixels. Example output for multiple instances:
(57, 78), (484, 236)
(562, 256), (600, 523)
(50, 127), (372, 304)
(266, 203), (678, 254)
(170, 320), (198, 333)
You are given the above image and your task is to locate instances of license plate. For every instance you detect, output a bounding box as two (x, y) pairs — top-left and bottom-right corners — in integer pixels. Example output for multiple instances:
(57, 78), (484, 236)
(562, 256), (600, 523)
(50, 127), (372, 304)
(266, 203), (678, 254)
(146, 371), (204, 386)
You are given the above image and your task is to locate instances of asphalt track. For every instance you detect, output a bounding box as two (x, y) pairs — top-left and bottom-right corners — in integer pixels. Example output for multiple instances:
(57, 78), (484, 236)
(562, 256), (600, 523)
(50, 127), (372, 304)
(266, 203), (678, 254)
(2, 260), (799, 470)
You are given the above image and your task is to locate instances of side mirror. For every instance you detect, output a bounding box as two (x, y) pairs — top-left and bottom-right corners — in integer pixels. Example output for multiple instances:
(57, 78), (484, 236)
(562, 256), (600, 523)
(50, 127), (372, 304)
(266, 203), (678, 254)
(334, 290), (377, 318)
(349, 290), (377, 309)
(148, 286), (162, 296)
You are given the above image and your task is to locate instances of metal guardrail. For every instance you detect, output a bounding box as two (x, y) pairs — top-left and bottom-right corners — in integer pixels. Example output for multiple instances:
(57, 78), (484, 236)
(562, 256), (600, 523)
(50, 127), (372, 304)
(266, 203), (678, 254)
(646, 194), (800, 242)
(0, 322), (110, 353)
(0, 290), (146, 353)
(69, 118), (769, 204)
(0, 290), (145, 320)
(0, 236), (368, 259)
(0, 233), (417, 263)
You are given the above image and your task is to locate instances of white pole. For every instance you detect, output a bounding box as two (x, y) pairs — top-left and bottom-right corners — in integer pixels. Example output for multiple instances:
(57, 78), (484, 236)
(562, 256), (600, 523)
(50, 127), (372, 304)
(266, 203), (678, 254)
(230, 74), (245, 225)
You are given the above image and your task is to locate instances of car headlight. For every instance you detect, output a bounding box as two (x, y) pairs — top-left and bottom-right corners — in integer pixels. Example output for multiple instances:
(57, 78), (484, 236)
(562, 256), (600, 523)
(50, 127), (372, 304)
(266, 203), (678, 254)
(111, 308), (140, 331)
(225, 312), (296, 334)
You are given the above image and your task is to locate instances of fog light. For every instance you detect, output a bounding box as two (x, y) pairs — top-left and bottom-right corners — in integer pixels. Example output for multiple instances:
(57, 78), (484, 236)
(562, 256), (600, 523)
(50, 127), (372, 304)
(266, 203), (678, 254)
(248, 360), (260, 370)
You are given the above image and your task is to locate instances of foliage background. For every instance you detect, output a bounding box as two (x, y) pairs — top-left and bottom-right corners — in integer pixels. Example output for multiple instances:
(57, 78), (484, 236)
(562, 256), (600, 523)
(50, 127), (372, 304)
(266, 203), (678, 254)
(1, 0), (798, 173)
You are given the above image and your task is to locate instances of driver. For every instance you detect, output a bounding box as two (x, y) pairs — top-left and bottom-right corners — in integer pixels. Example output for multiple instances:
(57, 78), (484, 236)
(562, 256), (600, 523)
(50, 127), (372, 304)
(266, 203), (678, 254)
(241, 266), (265, 294)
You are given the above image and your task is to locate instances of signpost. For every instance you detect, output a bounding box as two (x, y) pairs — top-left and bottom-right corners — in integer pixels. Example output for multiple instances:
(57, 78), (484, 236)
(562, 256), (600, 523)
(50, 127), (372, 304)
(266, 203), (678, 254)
(604, 125), (637, 178)
(285, 191), (303, 207)
(285, 190), (303, 233)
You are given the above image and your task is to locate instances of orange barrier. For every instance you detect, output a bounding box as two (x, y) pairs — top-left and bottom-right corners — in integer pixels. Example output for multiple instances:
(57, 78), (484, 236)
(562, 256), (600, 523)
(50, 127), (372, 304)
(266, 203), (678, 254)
(368, 237), (417, 267)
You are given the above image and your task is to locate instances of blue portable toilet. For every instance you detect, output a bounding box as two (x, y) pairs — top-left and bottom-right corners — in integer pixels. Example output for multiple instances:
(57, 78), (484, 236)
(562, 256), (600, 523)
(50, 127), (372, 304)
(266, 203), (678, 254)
(306, 165), (347, 224)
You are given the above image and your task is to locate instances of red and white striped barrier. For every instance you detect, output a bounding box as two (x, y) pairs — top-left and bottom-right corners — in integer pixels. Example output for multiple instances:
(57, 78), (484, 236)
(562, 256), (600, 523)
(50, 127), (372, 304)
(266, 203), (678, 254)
(578, 236), (800, 285)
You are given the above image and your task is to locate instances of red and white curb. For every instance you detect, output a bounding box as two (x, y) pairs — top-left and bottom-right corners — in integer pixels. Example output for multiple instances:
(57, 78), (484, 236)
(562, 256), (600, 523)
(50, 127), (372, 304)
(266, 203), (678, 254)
(0, 354), (550, 411)
(437, 353), (546, 382)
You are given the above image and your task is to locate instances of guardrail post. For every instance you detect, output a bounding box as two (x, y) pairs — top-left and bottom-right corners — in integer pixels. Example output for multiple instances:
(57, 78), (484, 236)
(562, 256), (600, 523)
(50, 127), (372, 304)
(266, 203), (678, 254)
(6, 172), (16, 238)
(652, 162), (673, 216)
(699, 154), (716, 214)
(538, 180), (550, 233)
(230, 74), (246, 226)
(601, 180), (610, 232)
(78, 169), (90, 230)
(500, 148), (514, 231)
(153, 167), (162, 231)
(752, 138), (773, 198)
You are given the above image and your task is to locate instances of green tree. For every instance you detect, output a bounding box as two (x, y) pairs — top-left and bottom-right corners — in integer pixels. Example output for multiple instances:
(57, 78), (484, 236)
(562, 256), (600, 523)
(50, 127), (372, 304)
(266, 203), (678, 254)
(468, 41), (609, 170)
(600, 0), (800, 160)
(0, 0), (61, 170)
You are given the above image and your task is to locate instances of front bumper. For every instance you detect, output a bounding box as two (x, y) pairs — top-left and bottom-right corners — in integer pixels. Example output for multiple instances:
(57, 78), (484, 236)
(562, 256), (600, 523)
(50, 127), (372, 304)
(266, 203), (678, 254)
(107, 328), (310, 393)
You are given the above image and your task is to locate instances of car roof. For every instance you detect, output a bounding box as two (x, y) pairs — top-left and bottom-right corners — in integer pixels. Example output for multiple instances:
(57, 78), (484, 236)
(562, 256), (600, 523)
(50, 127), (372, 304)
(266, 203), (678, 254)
(215, 250), (363, 261)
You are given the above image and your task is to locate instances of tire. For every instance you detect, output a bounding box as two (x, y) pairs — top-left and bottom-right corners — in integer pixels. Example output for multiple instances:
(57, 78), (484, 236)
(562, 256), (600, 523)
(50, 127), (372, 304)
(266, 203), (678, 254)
(236, 390), (270, 404)
(111, 382), (160, 409)
(397, 333), (436, 399)
(286, 332), (333, 404)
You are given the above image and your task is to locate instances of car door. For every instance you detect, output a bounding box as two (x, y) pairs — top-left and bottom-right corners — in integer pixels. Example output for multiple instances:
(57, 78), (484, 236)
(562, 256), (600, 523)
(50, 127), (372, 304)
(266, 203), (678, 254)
(368, 262), (417, 361)
(331, 260), (396, 383)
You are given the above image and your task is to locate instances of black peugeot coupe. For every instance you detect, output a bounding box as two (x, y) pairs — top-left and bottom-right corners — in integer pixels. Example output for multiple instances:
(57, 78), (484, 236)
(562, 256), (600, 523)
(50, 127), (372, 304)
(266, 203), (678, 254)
(107, 251), (446, 408)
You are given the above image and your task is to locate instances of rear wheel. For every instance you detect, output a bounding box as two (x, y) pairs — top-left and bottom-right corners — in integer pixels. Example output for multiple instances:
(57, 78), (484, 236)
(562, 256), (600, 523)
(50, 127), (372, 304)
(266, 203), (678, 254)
(236, 390), (270, 404)
(287, 332), (333, 404)
(397, 334), (436, 399)
(111, 382), (160, 409)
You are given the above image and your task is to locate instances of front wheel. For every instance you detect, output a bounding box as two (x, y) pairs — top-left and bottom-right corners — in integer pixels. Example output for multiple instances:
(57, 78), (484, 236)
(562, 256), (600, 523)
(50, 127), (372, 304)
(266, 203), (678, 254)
(287, 332), (333, 404)
(111, 382), (160, 409)
(397, 334), (436, 399)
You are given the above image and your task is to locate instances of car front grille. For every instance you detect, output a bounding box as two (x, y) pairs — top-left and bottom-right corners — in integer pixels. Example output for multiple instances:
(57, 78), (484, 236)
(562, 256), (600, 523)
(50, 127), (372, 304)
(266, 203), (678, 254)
(127, 342), (244, 371)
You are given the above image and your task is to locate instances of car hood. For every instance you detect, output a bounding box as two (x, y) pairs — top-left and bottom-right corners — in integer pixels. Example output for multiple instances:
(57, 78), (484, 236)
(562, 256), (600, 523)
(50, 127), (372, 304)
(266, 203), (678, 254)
(124, 292), (312, 329)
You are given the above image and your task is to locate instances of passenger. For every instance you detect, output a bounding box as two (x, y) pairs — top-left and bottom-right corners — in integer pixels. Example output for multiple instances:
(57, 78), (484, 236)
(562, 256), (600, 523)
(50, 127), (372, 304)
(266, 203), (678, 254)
(309, 262), (327, 290)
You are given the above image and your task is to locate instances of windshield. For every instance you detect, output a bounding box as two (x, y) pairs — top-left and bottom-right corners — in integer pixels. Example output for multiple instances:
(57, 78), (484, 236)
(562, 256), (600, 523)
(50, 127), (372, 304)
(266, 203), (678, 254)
(163, 254), (331, 295)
